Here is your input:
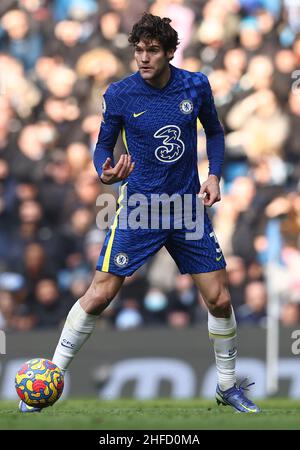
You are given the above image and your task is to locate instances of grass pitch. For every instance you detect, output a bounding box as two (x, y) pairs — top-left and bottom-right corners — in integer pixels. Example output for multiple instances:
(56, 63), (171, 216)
(0, 398), (299, 430)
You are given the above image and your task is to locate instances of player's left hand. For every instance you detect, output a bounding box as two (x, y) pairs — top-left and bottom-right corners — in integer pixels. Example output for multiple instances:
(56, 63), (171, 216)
(101, 154), (135, 185)
(199, 174), (221, 207)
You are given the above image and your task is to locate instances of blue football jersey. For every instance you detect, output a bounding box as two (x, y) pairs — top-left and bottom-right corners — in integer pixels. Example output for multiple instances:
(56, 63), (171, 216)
(94, 64), (224, 199)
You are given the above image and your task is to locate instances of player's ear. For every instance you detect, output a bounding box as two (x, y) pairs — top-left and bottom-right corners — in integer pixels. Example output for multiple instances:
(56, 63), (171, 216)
(167, 49), (175, 61)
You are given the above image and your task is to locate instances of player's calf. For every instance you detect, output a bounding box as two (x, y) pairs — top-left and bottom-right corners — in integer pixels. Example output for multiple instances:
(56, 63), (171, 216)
(80, 271), (124, 315)
(205, 288), (232, 318)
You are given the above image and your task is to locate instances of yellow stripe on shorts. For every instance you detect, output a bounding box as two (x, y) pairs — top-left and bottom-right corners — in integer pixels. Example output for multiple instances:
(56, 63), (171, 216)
(102, 182), (128, 272)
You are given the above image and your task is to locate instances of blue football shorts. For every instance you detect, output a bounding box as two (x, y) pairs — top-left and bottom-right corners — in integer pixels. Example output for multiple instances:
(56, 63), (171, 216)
(96, 196), (226, 277)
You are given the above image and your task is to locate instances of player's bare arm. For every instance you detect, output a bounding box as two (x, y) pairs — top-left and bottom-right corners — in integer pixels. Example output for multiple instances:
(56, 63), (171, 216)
(199, 174), (221, 207)
(100, 154), (135, 185)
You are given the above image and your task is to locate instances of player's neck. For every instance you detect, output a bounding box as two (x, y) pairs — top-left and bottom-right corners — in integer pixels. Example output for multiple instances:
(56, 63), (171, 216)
(145, 64), (171, 89)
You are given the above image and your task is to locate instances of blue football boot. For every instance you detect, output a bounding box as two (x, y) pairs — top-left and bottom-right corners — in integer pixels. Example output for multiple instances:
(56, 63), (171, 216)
(19, 400), (42, 413)
(216, 379), (261, 413)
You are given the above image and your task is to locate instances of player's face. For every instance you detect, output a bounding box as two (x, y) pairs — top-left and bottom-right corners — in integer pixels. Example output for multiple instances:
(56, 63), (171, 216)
(134, 39), (174, 85)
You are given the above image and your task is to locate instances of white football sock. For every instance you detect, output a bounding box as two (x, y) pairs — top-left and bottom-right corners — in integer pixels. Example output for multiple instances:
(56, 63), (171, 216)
(52, 300), (99, 373)
(208, 307), (237, 391)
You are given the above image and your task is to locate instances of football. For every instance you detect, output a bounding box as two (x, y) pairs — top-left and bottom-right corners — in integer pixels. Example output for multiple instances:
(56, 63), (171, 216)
(15, 358), (64, 408)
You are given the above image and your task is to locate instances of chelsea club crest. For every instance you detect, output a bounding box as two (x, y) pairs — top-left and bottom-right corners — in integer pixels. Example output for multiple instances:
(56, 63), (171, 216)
(114, 253), (129, 267)
(180, 99), (193, 114)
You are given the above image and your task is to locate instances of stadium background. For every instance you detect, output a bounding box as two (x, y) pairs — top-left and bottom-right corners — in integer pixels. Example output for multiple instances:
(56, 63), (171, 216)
(0, 0), (300, 400)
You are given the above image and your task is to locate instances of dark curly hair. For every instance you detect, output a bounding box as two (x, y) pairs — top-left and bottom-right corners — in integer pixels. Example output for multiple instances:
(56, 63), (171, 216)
(128, 12), (179, 54)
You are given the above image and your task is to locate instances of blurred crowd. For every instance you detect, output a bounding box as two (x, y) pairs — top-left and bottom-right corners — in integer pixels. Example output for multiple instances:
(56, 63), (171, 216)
(0, 0), (300, 332)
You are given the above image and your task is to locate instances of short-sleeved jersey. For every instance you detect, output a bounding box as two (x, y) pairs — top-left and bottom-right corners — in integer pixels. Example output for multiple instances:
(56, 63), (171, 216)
(95, 64), (224, 199)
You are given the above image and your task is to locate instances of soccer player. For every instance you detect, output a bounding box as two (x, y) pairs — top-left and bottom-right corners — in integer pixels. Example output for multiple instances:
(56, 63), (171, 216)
(20, 13), (260, 413)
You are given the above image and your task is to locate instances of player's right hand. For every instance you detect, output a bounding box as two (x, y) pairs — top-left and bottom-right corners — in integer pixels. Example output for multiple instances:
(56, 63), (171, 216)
(100, 154), (135, 185)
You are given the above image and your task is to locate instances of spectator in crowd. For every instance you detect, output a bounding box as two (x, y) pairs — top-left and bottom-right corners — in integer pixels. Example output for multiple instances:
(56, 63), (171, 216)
(0, 290), (15, 330)
(236, 281), (267, 326)
(284, 91), (300, 183)
(16, 242), (55, 290)
(0, 272), (35, 330)
(115, 298), (144, 330)
(0, 9), (43, 71)
(32, 277), (68, 328)
(167, 274), (199, 326)
(143, 288), (169, 326)
(280, 302), (300, 327)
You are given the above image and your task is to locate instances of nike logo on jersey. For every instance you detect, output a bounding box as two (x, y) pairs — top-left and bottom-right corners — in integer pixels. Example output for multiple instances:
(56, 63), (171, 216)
(216, 255), (223, 262)
(133, 111), (147, 118)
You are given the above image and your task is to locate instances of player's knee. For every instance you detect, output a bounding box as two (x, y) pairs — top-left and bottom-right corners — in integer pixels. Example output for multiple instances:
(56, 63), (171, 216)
(206, 288), (231, 317)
